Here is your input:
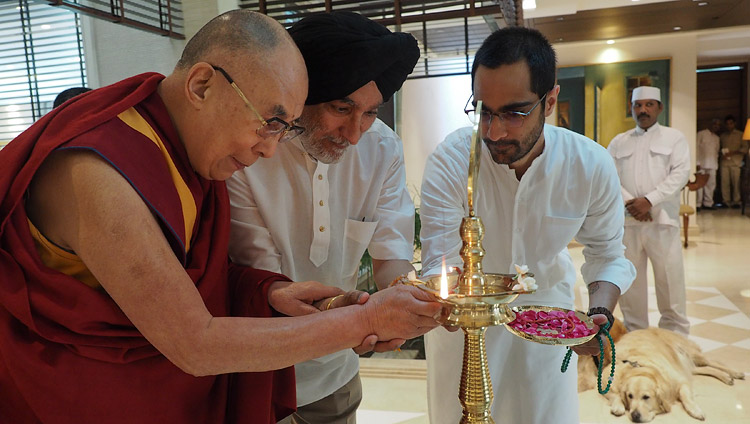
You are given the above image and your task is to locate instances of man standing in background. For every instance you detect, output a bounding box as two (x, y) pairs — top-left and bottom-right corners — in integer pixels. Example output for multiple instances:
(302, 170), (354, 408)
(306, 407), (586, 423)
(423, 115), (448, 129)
(608, 86), (691, 336)
(696, 118), (721, 210)
(719, 115), (748, 208)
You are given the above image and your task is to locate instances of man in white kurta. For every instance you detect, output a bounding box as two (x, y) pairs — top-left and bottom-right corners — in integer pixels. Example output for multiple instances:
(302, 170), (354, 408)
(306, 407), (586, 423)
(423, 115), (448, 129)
(227, 118), (414, 414)
(227, 12), (421, 424)
(608, 86), (691, 336)
(695, 119), (721, 209)
(420, 27), (635, 424)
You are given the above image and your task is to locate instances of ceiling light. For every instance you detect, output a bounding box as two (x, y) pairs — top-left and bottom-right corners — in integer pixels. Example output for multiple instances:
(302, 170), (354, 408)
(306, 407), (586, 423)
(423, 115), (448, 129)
(698, 1), (708, 5)
(673, 26), (682, 30)
(599, 48), (622, 64)
(523, 0), (536, 10)
(606, 40), (615, 44)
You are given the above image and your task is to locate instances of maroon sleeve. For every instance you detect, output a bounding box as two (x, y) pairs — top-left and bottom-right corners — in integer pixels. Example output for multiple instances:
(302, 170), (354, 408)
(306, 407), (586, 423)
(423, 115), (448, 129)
(225, 262), (297, 423)
(226, 262), (291, 318)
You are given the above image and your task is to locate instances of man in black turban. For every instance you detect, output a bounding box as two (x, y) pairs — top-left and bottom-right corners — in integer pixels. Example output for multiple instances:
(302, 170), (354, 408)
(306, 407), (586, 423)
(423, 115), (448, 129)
(227, 11), (422, 424)
(289, 11), (419, 107)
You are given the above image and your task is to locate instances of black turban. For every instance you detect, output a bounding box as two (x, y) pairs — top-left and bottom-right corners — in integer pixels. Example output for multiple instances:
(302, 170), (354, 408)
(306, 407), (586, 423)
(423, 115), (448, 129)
(289, 11), (420, 105)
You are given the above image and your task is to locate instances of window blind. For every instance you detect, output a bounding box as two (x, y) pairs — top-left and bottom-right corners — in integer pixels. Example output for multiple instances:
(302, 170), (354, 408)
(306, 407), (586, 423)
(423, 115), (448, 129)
(0, 0), (86, 146)
(237, 1), (508, 79)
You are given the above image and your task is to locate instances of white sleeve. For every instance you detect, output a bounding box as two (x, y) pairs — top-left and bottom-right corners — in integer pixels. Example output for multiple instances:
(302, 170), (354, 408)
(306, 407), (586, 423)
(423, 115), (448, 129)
(419, 140), (467, 277)
(368, 136), (415, 261)
(577, 153), (636, 293)
(226, 171), (283, 274)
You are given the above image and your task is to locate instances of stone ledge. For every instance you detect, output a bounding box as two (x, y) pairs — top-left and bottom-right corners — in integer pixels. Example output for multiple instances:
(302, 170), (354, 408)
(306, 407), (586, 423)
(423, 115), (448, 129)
(359, 357), (427, 380)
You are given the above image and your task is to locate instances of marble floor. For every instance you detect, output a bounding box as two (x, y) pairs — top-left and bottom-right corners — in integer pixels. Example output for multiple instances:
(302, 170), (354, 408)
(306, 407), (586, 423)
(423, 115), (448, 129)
(357, 208), (750, 423)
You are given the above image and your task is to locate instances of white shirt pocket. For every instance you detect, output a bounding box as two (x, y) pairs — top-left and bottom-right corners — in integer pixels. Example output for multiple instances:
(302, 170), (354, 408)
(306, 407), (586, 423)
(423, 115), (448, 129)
(612, 142), (635, 159)
(649, 142), (673, 180)
(341, 219), (379, 286)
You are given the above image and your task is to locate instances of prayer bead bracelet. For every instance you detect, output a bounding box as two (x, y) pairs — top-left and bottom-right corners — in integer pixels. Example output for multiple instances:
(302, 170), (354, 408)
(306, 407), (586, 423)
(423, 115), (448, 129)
(560, 321), (616, 395)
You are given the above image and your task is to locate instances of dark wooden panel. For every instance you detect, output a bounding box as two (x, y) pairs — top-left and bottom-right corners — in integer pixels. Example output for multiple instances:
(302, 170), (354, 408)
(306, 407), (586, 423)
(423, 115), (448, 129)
(696, 66), (746, 132)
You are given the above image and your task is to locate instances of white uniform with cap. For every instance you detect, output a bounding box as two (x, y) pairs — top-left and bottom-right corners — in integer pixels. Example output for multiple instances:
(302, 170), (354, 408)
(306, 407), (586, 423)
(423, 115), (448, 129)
(607, 86), (691, 335)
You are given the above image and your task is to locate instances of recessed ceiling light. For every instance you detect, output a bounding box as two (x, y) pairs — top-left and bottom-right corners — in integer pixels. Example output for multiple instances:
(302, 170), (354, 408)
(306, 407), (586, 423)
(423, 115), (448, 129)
(556, 17), (564, 21)
(606, 39), (615, 44)
(673, 26), (682, 30)
(698, 1), (708, 5)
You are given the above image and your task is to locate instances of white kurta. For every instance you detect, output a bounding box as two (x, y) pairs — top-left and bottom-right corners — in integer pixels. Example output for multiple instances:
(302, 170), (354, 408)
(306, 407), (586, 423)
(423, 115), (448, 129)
(420, 124), (635, 424)
(226, 119), (415, 407)
(608, 123), (691, 335)
(695, 128), (720, 206)
(696, 128), (720, 171)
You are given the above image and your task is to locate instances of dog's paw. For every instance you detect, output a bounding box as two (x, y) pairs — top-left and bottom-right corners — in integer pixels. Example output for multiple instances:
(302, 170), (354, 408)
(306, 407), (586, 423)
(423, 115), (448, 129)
(610, 404), (626, 417)
(730, 371), (745, 380)
(685, 406), (705, 421)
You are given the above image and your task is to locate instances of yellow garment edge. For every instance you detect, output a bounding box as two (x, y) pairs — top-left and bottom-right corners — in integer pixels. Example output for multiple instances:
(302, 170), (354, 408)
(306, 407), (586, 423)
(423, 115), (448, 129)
(28, 219), (100, 289)
(117, 107), (197, 251)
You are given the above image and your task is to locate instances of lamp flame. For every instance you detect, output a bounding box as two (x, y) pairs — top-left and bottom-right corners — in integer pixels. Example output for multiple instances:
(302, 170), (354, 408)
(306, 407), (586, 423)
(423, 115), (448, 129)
(440, 257), (449, 299)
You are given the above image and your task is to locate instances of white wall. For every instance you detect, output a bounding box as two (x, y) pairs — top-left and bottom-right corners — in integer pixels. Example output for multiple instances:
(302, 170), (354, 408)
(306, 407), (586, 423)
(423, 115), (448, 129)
(83, 0), (220, 87)
(399, 74), (472, 196)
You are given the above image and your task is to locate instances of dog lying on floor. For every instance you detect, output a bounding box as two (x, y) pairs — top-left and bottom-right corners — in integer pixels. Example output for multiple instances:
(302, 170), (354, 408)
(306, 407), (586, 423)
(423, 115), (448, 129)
(578, 318), (628, 392)
(605, 327), (745, 423)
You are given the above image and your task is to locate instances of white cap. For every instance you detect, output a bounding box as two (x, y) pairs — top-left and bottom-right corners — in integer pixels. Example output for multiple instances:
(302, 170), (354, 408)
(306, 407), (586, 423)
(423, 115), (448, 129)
(632, 86), (661, 102)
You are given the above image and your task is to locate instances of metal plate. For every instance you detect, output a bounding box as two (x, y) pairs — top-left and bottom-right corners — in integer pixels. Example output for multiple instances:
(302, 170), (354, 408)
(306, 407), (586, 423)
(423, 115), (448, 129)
(413, 273), (534, 305)
(505, 306), (597, 346)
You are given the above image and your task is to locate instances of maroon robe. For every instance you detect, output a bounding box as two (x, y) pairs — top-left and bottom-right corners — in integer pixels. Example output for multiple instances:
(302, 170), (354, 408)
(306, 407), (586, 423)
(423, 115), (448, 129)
(0, 73), (295, 423)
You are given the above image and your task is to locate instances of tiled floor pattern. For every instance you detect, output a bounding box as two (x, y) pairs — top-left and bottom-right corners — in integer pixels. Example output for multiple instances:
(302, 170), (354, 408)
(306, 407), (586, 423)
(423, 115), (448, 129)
(358, 209), (750, 423)
(573, 285), (750, 362)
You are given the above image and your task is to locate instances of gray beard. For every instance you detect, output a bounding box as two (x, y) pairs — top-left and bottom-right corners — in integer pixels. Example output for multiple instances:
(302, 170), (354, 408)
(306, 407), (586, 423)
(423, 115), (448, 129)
(299, 126), (349, 164)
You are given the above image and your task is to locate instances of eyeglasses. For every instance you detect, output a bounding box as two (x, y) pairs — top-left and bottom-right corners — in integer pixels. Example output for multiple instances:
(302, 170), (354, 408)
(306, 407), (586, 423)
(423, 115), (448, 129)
(211, 65), (304, 142)
(464, 92), (548, 129)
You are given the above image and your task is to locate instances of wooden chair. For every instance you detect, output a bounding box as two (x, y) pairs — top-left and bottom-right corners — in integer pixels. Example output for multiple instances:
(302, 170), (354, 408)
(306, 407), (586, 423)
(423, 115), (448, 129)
(680, 173), (709, 248)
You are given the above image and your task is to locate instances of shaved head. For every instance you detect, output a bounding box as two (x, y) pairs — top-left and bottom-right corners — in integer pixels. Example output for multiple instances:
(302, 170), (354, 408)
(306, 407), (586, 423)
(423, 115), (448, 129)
(159, 9), (308, 181)
(176, 10), (291, 70)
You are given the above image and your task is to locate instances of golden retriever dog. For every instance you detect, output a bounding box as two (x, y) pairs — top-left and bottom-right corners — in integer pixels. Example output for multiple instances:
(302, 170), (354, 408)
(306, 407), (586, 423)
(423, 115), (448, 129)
(605, 328), (745, 423)
(578, 318), (628, 392)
